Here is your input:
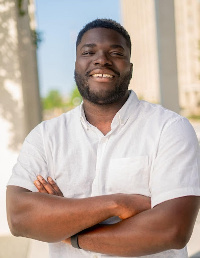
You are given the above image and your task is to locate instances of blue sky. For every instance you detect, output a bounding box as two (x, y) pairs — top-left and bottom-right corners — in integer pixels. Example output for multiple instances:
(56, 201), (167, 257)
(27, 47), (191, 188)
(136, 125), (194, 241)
(35, 0), (121, 97)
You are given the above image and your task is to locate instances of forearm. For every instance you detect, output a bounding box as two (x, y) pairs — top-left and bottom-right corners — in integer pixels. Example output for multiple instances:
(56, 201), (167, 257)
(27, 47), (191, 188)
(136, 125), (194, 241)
(78, 210), (175, 257)
(77, 196), (200, 257)
(7, 186), (117, 242)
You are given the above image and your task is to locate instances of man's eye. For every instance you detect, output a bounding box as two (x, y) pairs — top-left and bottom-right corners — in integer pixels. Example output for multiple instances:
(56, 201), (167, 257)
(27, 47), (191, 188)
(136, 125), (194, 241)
(110, 52), (124, 56)
(82, 51), (94, 56)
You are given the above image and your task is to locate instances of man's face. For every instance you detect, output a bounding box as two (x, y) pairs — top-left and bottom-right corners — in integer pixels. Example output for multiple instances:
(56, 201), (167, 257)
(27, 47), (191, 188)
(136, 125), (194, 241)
(75, 28), (133, 105)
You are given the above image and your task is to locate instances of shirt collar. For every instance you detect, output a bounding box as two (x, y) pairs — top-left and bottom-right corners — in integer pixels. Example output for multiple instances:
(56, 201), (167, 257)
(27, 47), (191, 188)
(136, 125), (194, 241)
(79, 90), (140, 130)
(80, 102), (88, 130)
(111, 90), (140, 129)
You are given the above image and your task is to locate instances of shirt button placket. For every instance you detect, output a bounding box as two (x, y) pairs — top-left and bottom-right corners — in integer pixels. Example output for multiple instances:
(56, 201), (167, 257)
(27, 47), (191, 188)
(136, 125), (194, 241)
(95, 136), (108, 195)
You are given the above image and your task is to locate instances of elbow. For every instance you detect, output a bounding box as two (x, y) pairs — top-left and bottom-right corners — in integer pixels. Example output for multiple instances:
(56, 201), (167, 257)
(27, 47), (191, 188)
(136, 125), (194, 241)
(173, 235), (189, 250)
(170, 226), (190, 250)
(172, 237), (188, 250)
(8, 217), (20, 237)
(7, 213), (24, 237)
(6, 187), (30, 237)
(7, 204), (28, 237)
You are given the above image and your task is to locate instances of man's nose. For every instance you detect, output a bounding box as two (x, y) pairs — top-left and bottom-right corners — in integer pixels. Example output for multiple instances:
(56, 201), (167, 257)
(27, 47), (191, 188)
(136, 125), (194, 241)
(93, 51), (112, 66)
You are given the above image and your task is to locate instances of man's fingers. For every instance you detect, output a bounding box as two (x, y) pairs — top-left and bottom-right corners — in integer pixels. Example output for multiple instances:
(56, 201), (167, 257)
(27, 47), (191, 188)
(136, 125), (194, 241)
(34, 180), (48, 194)
(37, 175), (57, 195)
(34, 175), (64, 197)
(47, 177), (64, 197)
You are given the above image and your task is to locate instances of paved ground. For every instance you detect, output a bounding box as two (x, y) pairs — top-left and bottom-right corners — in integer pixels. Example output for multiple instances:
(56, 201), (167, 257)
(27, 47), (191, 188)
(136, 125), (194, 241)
(0, 236), (49, 258)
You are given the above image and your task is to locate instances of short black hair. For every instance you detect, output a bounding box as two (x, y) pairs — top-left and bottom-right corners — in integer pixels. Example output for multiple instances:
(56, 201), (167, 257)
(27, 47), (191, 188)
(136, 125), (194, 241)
(76, 18), (131, 54)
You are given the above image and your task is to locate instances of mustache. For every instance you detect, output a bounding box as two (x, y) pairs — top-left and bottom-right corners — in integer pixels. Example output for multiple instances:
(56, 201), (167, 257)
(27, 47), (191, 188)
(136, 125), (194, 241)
(85, 68), (120, 77)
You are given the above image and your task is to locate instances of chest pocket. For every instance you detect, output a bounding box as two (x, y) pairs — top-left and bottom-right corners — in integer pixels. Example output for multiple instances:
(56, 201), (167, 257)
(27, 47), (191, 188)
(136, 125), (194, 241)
(105, 156), (150, 196)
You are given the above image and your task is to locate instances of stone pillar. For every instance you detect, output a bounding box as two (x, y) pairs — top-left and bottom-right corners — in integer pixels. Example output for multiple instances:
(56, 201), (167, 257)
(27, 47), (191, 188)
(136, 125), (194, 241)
(16, 0), (42, 134)
(154, 0), (180, 113)
(0, 0), (41, 234)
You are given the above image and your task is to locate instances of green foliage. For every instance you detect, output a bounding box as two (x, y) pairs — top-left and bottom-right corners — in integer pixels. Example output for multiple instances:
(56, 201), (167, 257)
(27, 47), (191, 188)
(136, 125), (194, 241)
(69, 86), (82, 107)
(18, 0), (26, 16)
(31, 30), (43, 48)
(42, 90), (67, 110)
(188, 114), (200, 121)
(41, 86), (82, 111)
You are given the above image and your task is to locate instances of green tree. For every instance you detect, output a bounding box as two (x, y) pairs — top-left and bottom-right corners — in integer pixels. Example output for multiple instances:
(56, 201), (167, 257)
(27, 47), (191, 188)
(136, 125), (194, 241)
(69, 86), (82, 107)
(42, 89), (66, 110)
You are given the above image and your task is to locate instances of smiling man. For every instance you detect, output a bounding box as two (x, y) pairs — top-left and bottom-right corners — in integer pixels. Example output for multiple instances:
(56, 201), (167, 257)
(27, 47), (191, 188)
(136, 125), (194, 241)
(6, 19), (200, 258)
(75, 27), (132, 107)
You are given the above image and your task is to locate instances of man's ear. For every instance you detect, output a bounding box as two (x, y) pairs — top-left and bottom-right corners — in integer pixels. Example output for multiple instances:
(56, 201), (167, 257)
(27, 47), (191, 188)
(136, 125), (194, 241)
(130, 63), (133, 79)
(130, 63), (133, 72)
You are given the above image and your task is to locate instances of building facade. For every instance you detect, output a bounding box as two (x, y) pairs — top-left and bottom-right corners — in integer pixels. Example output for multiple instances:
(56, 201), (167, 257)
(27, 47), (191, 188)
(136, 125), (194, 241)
(121, 0), (200, 115)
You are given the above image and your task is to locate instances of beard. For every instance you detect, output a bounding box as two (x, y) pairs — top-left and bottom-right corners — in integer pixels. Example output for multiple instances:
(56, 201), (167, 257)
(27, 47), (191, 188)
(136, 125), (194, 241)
(74, 69), (132, 105)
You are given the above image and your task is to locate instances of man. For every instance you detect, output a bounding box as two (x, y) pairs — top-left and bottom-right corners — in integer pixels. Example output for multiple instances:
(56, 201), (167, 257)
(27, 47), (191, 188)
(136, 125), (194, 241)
(7, 19), (200, 258)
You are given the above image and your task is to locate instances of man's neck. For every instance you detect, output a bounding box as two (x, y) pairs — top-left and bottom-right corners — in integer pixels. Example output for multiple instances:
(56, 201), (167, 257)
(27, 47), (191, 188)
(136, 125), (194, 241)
(82, 92), (129, 135)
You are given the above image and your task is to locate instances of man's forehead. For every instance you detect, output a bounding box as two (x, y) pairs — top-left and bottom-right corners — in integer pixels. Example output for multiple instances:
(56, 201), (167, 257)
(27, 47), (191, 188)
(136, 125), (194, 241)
(78, 28), (127, 47)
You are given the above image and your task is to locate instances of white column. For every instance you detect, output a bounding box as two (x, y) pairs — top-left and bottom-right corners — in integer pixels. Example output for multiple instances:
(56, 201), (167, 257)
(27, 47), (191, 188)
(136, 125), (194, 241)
(0, 0), (41, 235)
(154, 0), (180, 113)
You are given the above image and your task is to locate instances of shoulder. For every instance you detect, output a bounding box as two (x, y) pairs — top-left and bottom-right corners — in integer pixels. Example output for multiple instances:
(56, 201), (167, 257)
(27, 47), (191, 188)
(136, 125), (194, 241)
(136, 100), (199, 146)
(139, 100), (181, 121)
(39, 106), (80, 134)
(25, 106), (80, 143)
(138, 100), (191, 130)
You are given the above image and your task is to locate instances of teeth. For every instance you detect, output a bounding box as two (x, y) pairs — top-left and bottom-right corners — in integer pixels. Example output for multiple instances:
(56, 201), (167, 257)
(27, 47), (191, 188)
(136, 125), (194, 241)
(92, 74), (103, 77)
(92, 74), (113, 78)
(103, 74), (113, 78)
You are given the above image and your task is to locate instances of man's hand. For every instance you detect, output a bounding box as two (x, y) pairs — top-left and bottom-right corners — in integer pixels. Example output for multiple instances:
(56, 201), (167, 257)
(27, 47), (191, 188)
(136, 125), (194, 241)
(34, 176), (63, 197)
(34, 175), (151, 221)
(113, 193), (151, 220)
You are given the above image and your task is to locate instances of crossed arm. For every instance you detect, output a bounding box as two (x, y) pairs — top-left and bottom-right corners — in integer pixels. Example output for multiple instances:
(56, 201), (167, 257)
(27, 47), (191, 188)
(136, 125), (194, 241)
(6, 176), (200, 257)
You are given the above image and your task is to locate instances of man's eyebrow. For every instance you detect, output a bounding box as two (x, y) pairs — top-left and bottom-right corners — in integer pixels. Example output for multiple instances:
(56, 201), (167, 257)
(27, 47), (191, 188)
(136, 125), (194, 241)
(110, 44), (125, 50)
(80, 44), (96, 49)
(80, 44), (125, 50)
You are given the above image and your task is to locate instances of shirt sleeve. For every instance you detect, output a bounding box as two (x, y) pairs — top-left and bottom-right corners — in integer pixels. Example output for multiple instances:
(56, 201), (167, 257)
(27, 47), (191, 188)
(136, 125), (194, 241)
(7, 123), (48, 192)
(150, 117), (200, 207)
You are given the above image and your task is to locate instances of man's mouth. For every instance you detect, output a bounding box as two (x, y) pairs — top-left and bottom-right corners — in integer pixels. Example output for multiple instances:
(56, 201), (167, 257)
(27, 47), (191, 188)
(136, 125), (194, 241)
(91, 74), (114, 78)
(86, 68), (120, 78)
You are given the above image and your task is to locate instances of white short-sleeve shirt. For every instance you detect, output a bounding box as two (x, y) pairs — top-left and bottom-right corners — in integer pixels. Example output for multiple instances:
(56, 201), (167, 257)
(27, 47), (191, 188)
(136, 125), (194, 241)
(8, 90), (200, 258)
